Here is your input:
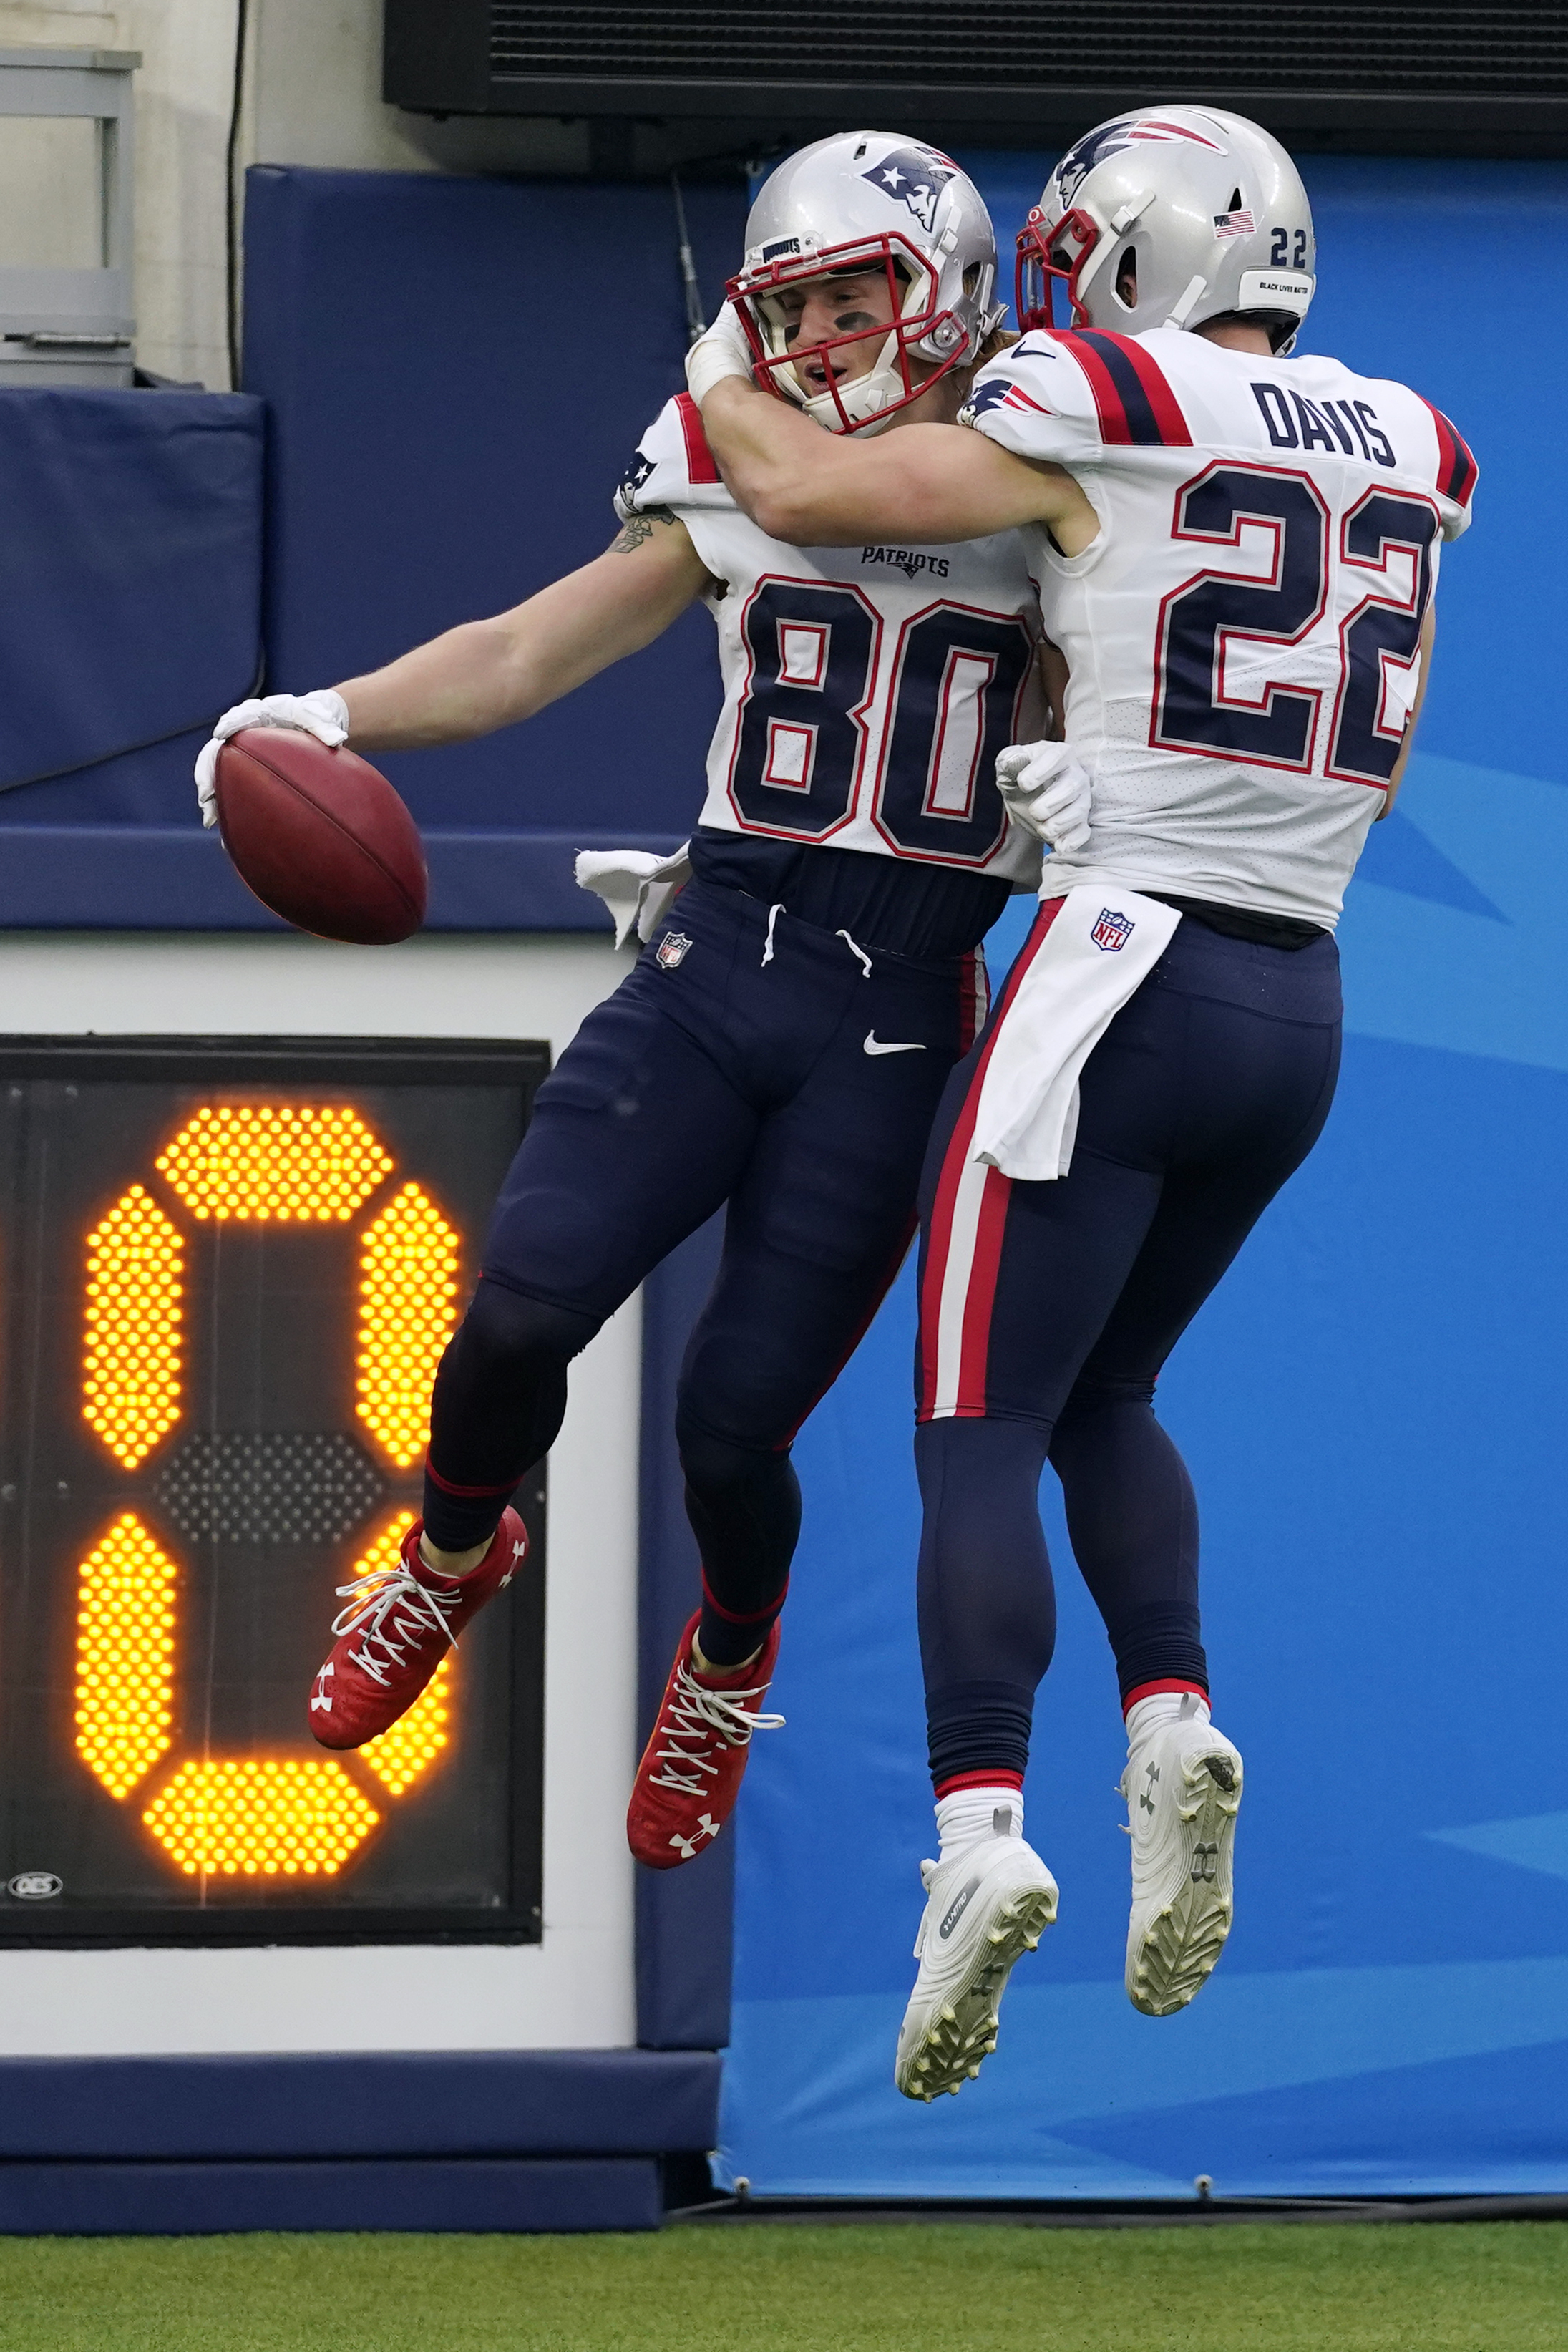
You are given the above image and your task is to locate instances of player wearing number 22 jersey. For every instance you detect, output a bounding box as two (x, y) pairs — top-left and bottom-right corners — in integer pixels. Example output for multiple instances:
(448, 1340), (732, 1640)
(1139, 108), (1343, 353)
(693, 101), (1474, 2097)
(193, 135), (1084, 1887)
(965, 325), (1469, 926)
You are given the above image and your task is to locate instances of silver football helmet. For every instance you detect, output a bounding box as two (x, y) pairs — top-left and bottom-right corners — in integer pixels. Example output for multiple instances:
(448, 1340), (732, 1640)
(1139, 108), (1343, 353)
(729, 132), (1005, 436)
(1017, 106), (1315, 354)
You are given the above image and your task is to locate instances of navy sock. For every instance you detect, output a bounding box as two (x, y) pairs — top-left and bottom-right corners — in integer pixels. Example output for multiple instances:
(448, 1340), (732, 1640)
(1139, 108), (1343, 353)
(1048, 1378), (1208, 1703)
(916, 1416), (1056, 1787)
(422, 1275), (600, 1552)
(678, 1408), (799, 1670)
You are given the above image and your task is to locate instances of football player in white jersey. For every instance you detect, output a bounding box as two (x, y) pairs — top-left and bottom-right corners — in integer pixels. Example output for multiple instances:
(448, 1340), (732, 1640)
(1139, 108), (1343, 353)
(194, 136), (1089, 1877)
(690, 105), (1476, 2094)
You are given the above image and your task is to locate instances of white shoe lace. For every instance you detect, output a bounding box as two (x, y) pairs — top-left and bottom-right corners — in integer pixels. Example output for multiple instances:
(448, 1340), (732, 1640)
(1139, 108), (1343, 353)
(330, 1566), (462, 1689)
(648, 1659), (784, 1795)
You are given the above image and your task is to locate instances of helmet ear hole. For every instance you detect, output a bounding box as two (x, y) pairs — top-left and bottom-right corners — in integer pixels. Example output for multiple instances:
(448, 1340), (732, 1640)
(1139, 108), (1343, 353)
(1228, 188), (1242, 213)
(1114, 246), (1137, 308)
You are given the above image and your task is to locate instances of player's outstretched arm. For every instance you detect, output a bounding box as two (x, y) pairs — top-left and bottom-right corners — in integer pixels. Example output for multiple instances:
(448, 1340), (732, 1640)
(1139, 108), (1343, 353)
(338, 512), (714, 750)
(1380, 603), (1437, 817)
(696, 376), (1096, 553)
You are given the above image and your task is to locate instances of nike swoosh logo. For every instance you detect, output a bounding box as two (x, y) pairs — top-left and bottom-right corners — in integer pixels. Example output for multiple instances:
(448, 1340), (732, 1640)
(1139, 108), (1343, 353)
(864, 1032), (926, 1056)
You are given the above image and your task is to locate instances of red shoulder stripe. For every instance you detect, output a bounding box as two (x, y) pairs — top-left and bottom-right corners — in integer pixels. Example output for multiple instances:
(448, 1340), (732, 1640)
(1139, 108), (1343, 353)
(1421, 398), (1476, 509)
(1050, 330), (1129, 444)
(1049, 329), (1192, 448)
(675, 392), (721, 485)
(1109, 334), (1192, 447)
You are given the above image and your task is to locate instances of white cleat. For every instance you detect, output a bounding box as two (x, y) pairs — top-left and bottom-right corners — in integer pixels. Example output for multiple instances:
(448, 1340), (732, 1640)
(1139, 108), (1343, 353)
(1121, 1694), (1243, 2018)
(894, 1812), (1058, 2102)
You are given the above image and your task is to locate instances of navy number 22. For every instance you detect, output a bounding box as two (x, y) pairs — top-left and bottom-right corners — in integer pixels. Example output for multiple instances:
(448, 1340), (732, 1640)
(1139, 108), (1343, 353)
(1153, 465), (1434, 786)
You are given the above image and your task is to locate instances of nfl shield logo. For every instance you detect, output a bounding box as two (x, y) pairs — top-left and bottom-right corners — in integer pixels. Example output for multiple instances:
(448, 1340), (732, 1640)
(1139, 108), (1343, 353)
(656, 931), (692, 971)
(1091, 908), (1134, 953)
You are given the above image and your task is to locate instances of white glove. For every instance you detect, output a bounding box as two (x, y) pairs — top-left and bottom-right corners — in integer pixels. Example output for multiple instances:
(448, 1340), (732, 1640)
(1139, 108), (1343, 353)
(995, 739), (1094, 857)
(195, 689), (349, 828)
(685, 303), (756, 409)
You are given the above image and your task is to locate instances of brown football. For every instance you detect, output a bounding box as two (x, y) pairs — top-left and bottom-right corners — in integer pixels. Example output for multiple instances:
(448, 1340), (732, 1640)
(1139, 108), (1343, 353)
(213, 727), (427, 945)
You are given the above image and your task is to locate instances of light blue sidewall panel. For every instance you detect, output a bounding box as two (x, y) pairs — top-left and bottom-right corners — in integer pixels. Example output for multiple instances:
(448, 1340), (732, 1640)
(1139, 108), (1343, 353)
(719, 156), (1568, 2198)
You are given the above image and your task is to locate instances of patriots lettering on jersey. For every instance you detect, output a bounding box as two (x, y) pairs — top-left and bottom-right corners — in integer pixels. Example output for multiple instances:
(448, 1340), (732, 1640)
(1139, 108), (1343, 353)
(862, 147), (955, 235)
(861, 546), (951, 580)
(1253, 382), (1396, 468)
(614, 394), (1046, 892)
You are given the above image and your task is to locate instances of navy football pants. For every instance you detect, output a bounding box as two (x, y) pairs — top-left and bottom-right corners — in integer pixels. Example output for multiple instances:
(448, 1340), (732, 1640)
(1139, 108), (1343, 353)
(423, 880), (986, 1664)
(914, 906), (1343, 1786)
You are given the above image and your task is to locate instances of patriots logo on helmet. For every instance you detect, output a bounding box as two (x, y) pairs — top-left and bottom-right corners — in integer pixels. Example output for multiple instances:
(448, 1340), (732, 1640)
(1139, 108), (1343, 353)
(1053, 115), (1226, 210)
(862, 147), (955, 236)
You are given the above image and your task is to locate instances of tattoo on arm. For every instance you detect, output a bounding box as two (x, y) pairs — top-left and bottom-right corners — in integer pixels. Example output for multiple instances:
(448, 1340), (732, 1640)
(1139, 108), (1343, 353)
(608, 505), (679, 555)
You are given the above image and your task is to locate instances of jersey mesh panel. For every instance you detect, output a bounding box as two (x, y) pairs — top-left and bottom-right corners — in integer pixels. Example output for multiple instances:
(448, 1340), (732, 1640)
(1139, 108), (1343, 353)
(489, 6), (1568, 94)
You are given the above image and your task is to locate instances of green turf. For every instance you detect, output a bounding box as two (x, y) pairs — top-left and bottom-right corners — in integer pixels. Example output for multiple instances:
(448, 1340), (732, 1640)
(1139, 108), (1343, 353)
(2, 2220), (1566, 2352)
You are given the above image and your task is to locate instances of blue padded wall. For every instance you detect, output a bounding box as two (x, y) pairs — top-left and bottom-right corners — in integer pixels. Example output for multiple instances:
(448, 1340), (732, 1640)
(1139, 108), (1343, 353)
(0, 387), (265, 925)
(716, 154), (1568, 2199)
(241, 165), (746, 925)
(0, 169), (746, 930)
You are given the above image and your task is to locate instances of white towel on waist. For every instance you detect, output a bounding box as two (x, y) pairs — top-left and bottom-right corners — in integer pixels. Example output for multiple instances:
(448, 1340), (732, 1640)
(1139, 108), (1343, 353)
(971, 885), (1180, 1182)
(574, 842), (693, 948)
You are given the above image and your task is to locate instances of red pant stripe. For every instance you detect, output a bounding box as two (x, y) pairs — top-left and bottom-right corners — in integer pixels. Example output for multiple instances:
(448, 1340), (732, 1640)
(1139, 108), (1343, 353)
(955, 1164), (1012, 1416)
(919, 900), (1063, 1420)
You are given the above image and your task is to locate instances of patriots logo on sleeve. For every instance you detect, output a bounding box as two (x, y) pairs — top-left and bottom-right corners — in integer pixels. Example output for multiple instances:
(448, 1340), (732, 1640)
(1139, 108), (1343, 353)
(616, 448), (655, 507)
(960, 374), (1058, 431)
(960, 379), (1015, 423)
(862, 147), (956, 236)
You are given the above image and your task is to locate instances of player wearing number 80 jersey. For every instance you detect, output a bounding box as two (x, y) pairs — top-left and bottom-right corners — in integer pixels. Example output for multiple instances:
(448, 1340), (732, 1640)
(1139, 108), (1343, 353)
(614, 394), (1043, 881)
(693, 102), (1475, 2098)
(195, 133), (1076, 1891)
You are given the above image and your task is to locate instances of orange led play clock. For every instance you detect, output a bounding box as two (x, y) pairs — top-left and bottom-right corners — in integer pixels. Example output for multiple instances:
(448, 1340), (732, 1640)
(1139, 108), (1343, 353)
(0, 1036), (547, 1947)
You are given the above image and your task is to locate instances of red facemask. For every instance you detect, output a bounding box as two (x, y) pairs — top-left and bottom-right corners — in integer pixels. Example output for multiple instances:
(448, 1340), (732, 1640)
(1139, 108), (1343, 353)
(1014, 207), (1101, 334)
(728, 231), (967, 435)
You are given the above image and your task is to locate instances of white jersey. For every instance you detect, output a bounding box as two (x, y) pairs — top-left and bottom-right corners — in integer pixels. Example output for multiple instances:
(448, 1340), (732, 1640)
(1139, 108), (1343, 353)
(615, 394), (1046, 887)
(963, 329), (1477, 927)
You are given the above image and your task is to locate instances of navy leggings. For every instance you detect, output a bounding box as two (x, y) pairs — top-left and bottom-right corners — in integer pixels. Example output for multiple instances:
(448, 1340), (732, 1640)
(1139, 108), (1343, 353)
(423, 879), (986, 1665)
(914, 907), (1343, 1785)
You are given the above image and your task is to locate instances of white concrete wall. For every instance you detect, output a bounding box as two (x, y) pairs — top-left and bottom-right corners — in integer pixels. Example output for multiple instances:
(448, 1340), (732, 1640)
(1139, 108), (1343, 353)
(0, 929), (646, 2054)
(1, 0), (238, 387)
(0, 0), (580, 387)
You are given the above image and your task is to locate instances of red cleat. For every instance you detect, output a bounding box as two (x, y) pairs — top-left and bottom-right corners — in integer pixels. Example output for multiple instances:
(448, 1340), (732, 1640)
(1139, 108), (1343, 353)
(627, 1612), (784, 1869)
(308, 1508), (527, 1749)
